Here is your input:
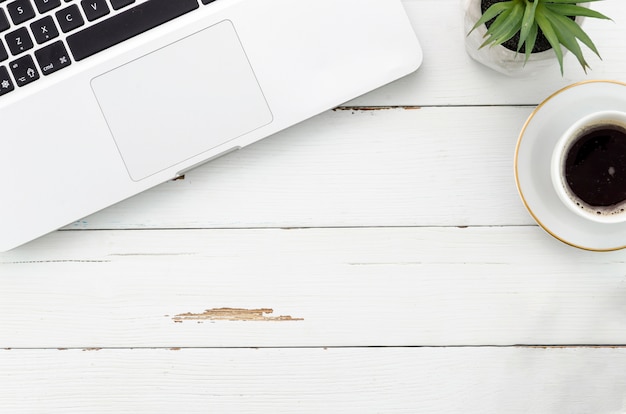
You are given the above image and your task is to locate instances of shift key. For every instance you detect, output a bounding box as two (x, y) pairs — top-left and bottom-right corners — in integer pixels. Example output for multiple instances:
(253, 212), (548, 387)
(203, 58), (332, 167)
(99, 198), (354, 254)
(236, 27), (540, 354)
(66, 0), (199, 61)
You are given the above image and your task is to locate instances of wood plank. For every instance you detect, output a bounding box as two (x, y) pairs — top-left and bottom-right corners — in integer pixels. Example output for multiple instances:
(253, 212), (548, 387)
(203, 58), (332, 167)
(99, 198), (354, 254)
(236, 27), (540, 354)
(354, 0), (626, 107)
(2, 227), (626, 348)
(1, 347), (626, 413)
(63, 106), (534, 231)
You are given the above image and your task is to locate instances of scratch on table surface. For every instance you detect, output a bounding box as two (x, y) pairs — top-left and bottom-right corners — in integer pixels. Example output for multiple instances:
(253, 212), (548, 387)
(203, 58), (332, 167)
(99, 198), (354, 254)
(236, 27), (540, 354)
(333, 106), (421, 112)
(349, 261), (507, 266)
(172, 307), (304, 322)
(107, 253), (196, 257)
(521, 345), (626, 349)
(349, 261), (424, 266)
(1, 259), (111, 264)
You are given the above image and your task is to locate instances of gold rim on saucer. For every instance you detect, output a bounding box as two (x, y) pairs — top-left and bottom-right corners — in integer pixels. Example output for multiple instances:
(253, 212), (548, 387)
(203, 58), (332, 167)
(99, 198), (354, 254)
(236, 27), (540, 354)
(514, 79), (626, 252)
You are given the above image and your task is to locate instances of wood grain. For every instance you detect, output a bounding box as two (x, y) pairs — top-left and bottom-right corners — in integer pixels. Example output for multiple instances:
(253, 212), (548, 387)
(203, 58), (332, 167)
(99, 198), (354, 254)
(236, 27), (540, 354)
(1, 347), (626, 413)
(3, 1), (626, 412)
(63, 106), (534, 230)
(2, 227), (625, 348)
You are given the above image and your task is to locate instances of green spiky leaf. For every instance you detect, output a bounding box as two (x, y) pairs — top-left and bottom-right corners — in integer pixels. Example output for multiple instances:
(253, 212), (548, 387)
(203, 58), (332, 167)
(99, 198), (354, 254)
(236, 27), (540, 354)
(485, 3), (525, 46)
(548, 6), (603, 58)
(544, 3), (611, 20)
(468, 0), (611, 75)
(544, 6), (590, 71)
(469, 1), (512, 34)
(534, 3), (565, 74)
(518, 0), (539, 51)
(524, 22), (539, 63)
(543, 0), (601, 4)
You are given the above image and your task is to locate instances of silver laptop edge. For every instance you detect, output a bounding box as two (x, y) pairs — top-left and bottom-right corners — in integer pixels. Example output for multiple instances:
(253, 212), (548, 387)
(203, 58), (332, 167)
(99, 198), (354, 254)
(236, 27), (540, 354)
(0, 0), (422, 251)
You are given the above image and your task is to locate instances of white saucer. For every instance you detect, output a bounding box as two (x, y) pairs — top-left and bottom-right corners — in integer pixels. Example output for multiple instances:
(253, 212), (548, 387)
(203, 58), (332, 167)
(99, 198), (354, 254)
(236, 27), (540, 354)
(515, 80), (626, 251)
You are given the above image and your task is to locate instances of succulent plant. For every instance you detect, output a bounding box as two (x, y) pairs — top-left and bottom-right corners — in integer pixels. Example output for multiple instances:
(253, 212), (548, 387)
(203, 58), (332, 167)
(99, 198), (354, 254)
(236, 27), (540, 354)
(469, 0), (611, 74)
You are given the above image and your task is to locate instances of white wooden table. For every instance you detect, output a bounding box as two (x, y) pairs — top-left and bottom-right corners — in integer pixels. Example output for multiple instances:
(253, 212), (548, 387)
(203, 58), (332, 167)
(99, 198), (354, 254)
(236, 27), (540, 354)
(2, 1), (626, 412)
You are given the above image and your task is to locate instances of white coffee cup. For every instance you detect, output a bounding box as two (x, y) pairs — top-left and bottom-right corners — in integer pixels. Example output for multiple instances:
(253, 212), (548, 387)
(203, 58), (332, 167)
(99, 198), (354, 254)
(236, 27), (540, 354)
(551, 110), (626, 224)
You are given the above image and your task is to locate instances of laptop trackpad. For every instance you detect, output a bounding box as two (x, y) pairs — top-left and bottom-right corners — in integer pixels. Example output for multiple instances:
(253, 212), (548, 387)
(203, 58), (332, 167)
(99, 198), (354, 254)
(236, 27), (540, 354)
(91, 20), (273, 181)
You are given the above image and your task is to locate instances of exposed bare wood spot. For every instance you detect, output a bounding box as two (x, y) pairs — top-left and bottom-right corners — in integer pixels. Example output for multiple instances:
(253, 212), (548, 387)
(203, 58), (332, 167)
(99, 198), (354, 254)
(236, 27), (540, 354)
(333, 106), (421, 112)
(82, 348), (102, 351)
(57, 348), (68, 351)
(170, 347), (181, 351)
(171, 175), (185, 181)
(172, 307), (303, 322)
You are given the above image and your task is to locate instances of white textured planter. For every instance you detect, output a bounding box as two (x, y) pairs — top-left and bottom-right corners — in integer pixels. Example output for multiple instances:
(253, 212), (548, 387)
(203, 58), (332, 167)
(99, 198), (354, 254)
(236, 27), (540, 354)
(463, 0), (584, 76)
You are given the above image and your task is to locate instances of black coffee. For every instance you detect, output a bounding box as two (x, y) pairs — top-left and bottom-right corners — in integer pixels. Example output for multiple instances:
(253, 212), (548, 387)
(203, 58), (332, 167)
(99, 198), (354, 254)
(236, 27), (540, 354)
(564, 124), (626, 209)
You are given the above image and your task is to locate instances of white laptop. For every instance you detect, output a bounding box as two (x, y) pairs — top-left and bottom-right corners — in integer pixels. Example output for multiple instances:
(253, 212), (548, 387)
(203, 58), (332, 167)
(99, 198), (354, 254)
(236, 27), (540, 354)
(0, 0), (422, 251)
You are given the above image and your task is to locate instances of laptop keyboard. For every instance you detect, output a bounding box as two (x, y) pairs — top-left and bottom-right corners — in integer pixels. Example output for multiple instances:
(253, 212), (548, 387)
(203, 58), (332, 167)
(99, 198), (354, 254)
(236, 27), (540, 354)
(0, 0), (214, 97)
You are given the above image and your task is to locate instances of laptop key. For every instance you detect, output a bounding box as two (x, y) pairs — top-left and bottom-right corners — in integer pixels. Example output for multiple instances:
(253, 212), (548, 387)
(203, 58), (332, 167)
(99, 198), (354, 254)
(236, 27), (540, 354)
(33, 0), (61, 14)
(9, 54), (39, 86)
(0, 41), (7, 61)
(35, 40), (70, 75)
(66, 0), (198, 61)
(31, 15), (59, 44)
(7, 0), (35, 25)
(0, 65), (14, 95)
(109, 0), (134, 11)
(5, 26), (33, 55)
(0, 9), (10, 33)
(55, 4), (84, 33)
(81, 0), (109, 22)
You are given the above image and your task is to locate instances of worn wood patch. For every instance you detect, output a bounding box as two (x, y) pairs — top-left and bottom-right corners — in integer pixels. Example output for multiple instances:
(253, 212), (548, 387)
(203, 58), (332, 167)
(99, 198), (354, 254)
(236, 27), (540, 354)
(172, 308), (304, 323)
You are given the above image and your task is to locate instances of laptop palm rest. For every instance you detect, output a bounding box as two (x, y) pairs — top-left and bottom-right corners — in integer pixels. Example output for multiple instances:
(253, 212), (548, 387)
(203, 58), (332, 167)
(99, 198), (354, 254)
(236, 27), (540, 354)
(91, 20), (273, 181)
